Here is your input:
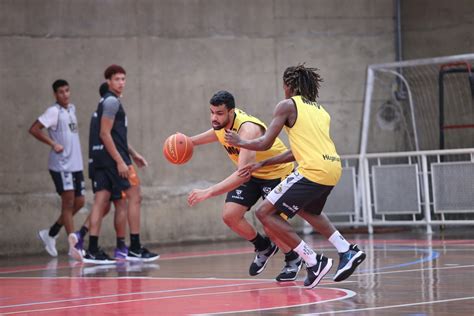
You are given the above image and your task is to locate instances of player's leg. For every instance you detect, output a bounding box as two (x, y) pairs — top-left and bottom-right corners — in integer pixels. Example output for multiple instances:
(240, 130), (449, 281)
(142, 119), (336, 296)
(299, 210), (365, 282)
(259, 172), (335, 288)
(67, 171), (87, 260)
(38, 171), (70, 256)
(258, 179), (303, 282)
(113, 193), (128, 260)
(82, 190), (113, 263)
(69, 201), (113, 261)
(223, 179), (279, 276)
(222, 201), (278, 276)
(125, 166), (159, 262)
(83, 168), (115, 264)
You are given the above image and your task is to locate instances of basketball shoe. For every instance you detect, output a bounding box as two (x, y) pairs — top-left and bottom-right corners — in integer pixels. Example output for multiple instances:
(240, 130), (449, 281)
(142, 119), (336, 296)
(38, 229), (58, 257)
(333, 244), (366, 282)
(114, 246), (129, 260)
(304, 254), (333, 289)
(276, 256), (303, 282)
(83, 248), (116, 264)
(68, 232), (84, 261)
(249, 239), (279, 276)
(126, 247), (160, 262)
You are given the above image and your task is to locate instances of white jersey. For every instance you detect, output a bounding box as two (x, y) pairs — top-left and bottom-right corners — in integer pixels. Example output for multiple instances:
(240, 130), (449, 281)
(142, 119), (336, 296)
(38, 103), (83, 172)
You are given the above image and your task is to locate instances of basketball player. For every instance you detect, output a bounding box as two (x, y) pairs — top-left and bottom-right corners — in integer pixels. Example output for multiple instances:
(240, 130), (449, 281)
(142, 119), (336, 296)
(29, 79), (85, 257)
(225, 64), (366, 288)
(68, 82), (129, 261)
(188, 90), (304, 281)
(84, 65), (158, 264)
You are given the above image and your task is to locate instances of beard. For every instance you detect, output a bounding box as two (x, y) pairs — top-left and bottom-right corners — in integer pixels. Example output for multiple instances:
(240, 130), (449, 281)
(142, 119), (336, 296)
(212, 117), (230, 130)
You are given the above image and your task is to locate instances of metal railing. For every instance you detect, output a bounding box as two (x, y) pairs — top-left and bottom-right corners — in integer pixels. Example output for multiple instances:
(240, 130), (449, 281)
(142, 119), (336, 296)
(305, 148), (474, 234)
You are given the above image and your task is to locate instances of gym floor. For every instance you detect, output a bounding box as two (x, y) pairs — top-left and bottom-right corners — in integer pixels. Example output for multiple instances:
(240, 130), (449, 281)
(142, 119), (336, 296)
(1, 228), (473, 315)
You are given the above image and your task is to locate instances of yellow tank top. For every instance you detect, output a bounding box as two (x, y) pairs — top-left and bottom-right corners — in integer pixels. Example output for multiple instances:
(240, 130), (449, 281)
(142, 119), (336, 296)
(285, 96), (341, 186)
(215, 108), (294, 180)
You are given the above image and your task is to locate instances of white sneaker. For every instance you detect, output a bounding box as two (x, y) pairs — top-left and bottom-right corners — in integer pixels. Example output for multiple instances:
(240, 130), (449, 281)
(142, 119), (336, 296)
(68, 232), (84, 261)
(38, 229), (58, 257)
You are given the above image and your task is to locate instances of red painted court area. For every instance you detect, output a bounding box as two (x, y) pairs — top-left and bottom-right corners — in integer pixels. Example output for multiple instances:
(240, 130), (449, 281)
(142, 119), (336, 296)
(2, 232), (474, 315)
(0, 278), (353, 315)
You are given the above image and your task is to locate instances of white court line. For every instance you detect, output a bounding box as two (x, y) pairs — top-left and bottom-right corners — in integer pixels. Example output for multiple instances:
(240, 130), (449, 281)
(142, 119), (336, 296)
(1, 253), (473, 312)
(299, 296), (474, 315)
(2, 285), (353, 315)
(192, 288), (356, 315)
(0, 280), (270, 309)
(2, 246), (472, 275)
(352, 263), (474, 278)
(2, 262), (473, 283)
(0, 276), (354, 310)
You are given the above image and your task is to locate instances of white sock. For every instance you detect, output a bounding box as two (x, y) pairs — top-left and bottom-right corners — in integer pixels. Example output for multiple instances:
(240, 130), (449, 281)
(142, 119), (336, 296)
(294, 240), (317, 266)
(329, 231), (350, 253)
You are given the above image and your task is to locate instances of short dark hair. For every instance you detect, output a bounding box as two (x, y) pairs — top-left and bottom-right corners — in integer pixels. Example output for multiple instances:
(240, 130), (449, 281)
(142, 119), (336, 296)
(99, 82), (109, 97)
(104, 64), (126, 79)
(52, 79), (69, 93)
(209, 90), (235, 109)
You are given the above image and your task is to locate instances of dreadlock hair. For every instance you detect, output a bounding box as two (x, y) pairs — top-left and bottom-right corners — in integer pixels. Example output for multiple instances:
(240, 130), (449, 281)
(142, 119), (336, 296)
(283, 64), (323, 102)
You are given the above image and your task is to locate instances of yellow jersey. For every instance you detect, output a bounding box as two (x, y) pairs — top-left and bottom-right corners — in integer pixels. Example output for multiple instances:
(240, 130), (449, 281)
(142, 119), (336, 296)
(285, 96), (342, 186)
(215, 108), (294, 180)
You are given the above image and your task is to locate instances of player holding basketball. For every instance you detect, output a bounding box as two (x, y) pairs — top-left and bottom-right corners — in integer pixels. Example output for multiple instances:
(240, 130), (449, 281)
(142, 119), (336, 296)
(225, 64), (366, 288)
(84, 65), (158, 263)
(187, 90), (304, 281)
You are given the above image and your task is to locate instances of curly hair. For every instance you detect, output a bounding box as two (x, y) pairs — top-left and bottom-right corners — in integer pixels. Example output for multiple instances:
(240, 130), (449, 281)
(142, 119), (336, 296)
(283, 64), (323, 101)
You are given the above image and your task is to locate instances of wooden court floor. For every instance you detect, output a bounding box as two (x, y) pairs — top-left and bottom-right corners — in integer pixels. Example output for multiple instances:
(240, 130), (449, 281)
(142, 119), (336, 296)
(1, 228), (473, 315)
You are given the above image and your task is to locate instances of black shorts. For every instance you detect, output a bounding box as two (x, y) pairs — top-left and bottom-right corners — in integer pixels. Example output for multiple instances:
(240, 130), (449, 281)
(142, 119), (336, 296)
(91, 167), (131, 195)
(49, 170), (85, 197)
(225, 176), (283, 210)
(89, 168), (124, 201)
(266, 170), (333, 219)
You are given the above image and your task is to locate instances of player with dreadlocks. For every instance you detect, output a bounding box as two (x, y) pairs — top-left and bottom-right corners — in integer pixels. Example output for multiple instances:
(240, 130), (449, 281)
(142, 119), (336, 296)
(225, 64), (366, 289)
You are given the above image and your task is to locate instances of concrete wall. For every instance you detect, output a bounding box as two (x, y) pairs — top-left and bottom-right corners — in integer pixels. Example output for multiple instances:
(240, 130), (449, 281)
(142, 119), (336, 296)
(0, 0), (397, 255)
(402, 0), (474, 59)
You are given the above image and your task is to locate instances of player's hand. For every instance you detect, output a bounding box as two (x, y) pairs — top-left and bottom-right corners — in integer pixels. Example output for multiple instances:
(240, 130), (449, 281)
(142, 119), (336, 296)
(52, 143), (64, 153)
(132, 153), (148, 168)
(224, 129), (242, 146)
(238, 162), (263, 178)
(187, 188), (212, 206)
(117, 161), (129, 178)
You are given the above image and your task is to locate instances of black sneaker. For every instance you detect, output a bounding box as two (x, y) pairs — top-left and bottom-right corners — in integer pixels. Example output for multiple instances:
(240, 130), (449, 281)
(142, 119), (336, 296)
(127, 247), (160, 262)
(83, 248), (116, 265)
(333, 244), (366, 282)
(276, 256), (303, 282)
(249, 240), (279, 276)
(303, 254), (333, 289)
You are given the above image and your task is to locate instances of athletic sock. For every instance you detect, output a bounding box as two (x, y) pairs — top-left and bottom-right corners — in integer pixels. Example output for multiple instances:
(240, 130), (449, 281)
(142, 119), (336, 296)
(294, 240), (317, 266)
(116, 237), (126, 249)
(328, 231), (351, 253)
(130, 234), (141, 251)
(48, 222), (62, 237)
(249, 233), (270, 251)
(284, 250), (299, 261)
(88, 236), (99, 253)
(79, 226), (89, 239)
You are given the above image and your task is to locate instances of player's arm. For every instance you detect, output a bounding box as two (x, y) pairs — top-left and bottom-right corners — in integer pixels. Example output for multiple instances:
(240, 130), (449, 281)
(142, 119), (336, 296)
(224, 99), (293, 151)
(28, 120), (64, 153)
(190, 128), (218, 146)
(99, 98), (129, 178)
(128, 144), (148, 168)
(187, 123), (261, 206)
(100, 117), (128, 178)
(238, 149), (295, 178)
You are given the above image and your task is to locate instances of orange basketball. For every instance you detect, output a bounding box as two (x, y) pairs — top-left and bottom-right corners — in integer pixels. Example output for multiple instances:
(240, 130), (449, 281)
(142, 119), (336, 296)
(163, 133), (194, 164)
